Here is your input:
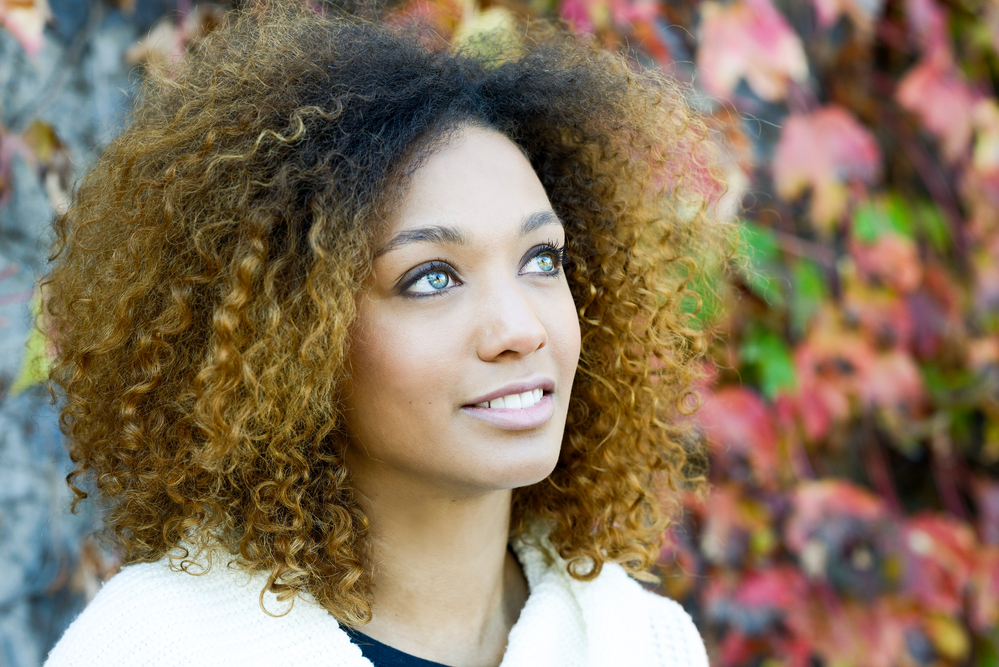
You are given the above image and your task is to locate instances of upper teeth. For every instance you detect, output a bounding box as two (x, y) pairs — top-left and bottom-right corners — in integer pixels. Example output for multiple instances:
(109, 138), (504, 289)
(476, 388), (544, 409)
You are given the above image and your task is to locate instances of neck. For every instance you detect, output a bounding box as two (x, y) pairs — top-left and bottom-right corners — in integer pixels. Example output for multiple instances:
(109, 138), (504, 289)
(349, 465), (528, 667)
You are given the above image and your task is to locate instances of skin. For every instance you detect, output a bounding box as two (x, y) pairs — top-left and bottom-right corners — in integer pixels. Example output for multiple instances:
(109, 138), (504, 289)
(341, 126), (581, 666)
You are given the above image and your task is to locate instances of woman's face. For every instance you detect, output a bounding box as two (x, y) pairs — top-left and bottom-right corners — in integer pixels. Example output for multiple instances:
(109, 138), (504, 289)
(342, 127), (581, 497)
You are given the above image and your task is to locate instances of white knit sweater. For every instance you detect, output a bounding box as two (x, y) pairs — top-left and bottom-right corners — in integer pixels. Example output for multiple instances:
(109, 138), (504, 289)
(45, 538), (708, 666)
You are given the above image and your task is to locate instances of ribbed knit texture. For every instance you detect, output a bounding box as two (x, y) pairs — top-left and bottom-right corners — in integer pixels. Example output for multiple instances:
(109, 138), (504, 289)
(45, 538), (708, 666)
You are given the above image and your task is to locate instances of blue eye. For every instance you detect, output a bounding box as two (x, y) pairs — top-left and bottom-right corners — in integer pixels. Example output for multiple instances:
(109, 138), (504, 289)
(405, 266), (455, 295)
(425, 271), (449, 289)
(533, 253), (556, 273)
(522, 246), (563, 275)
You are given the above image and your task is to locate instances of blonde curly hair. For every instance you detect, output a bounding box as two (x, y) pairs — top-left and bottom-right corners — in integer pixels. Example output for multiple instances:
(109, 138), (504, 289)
(44, 1), (727, 625)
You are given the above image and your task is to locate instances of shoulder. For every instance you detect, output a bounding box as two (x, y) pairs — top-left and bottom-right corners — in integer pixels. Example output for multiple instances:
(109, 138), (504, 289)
(44, 557), (367, 667)
(589, 563), (709, 667)
(511, 535), (708, 667)
(632, 578), (710, 667)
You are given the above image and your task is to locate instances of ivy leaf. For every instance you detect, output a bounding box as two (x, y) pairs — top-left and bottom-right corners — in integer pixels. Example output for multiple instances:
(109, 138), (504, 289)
(853, 197), (914, 243)
(903, 514), (979, 616)
(698, 386), (780, 486)
(812, 0), (885, 33)
(786, 480), (888, 553)
(697, 0), (808, 102)
(773, 106), (881, 232)
(850, 233), (923, 294)
(791, 259), (827, 336)
(897, 57), (979, 162)
(741, 325), (798, 399)
(912, 201), (951, 253)
(905, 0), (950, 58)
(737, 221), (785, 307)
(9, 292), (50, 396)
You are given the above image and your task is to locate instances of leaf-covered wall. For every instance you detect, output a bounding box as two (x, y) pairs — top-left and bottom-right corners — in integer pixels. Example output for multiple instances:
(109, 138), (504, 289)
(2, 0), (998, 666)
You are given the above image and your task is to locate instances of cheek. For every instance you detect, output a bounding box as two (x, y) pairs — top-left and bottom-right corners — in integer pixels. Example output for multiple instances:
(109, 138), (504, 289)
(549, 288), (581, 373)
(344, 313), (460, 442)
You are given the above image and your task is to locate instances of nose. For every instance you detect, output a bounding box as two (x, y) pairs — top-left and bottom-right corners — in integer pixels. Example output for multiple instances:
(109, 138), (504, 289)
(475, 280), (548, 361)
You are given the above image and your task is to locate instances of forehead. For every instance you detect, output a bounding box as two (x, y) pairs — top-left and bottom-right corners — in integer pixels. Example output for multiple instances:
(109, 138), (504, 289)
(382, 127), (555, 239)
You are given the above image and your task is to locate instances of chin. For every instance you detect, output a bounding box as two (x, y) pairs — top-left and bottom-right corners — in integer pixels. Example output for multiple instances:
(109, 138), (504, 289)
(478, 441), (562, 491)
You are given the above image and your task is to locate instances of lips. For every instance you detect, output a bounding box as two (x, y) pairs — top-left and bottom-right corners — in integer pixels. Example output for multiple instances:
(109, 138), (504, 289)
(461, 394), (555, 430)
(463, 376), (555, 407)
(461, 376), (556, 430)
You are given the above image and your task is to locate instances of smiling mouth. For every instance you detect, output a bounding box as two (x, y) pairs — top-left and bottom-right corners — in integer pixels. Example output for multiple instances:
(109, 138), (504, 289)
(473, 388), (544, 409)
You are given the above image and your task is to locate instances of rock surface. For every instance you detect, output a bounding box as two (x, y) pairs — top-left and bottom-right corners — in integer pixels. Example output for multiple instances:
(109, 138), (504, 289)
(0, 3), (170, 665)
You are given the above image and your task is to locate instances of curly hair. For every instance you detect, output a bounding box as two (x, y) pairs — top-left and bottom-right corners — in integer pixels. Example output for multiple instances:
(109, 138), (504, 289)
(43, 1), (728, 625)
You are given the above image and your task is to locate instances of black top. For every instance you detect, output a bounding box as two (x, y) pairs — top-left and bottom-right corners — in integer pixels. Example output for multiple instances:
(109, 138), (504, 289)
(341, 625), (452, 667)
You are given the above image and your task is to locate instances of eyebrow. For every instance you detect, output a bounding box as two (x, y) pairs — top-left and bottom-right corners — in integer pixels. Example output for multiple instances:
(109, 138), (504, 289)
(375, 210), (563, 257)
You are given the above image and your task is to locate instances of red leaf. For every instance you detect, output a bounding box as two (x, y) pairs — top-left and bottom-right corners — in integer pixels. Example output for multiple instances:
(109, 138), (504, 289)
(858, 348), (926, 413)
(812, 0), (884, 32)
(970, 547), (999, 631)
(697, 386), (779, 485)
(849, 234), (923, 294)
(905, 0), (949, 59)
(730, 567), (809, 611)
(902, 513), (978, 615)
(697, 484), (773, 566)
(971, 477), (999, 546)
(697, 0), (808, 102)
(705, 566), (810, 634)
(909, 264), (964, 359)
(559, 0), (597, 33)
(973, 236), (999, 316)
(773, 106), (881, 231)
(843, 281), (914, 350)
(788, 597), (912, 667)
(786, 310), (878, 441)
(897, 57), (978, 162)
(786, 480), (888, 553)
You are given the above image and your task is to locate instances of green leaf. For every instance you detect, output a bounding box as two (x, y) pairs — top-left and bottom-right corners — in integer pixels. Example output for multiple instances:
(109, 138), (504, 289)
(913, 201), (951, 254)
(974, 629), (999, 667)
(919, 363), (973, 400)
(885, 194), (915, 237)
(791, 259), (827, 336)
(680, 269), (723, 329)
(737, 221), (785, 307)
(740, 325), (797, 399)
(853, 199), (913, 242)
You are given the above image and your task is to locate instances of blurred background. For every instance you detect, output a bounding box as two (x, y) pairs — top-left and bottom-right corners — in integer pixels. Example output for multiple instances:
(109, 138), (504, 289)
(1, 0), (998, 665)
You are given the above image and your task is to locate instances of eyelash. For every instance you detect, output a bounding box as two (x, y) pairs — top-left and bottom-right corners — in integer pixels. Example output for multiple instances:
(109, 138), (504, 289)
(400, 241), (569, 298)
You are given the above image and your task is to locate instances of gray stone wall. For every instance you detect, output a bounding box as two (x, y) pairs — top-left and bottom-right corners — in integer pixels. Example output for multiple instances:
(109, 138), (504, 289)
(0, 2), (173, 665)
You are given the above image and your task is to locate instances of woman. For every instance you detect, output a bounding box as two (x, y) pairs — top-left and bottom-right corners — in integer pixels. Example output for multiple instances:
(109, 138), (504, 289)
(42, 3), (725, 665)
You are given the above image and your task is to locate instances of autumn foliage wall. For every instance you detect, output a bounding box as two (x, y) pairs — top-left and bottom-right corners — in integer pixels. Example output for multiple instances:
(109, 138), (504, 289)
(2, 0), (999, 665)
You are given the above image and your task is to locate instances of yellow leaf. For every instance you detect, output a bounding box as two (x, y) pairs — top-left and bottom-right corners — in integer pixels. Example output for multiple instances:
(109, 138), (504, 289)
(21, 119), (63, 165)
(454, 6), (519, 64)
(924, 614), (970, 662)
(10, 292), (50, 396)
